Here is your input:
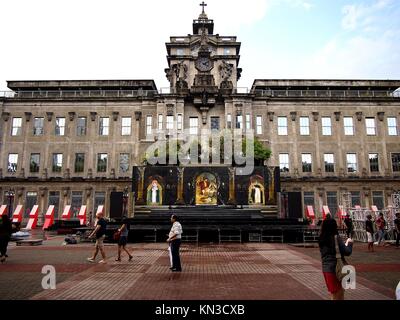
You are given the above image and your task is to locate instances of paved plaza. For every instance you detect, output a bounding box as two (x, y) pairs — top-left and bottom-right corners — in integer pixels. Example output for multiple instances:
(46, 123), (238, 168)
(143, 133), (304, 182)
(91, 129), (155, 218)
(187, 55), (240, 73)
(0, 236), (398, 300)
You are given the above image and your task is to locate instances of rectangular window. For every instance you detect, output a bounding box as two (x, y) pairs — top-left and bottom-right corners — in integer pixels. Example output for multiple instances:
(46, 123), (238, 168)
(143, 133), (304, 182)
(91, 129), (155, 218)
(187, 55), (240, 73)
(25, 192), (38, 218)
(177, 114), (183, 131)
(227, 114), (232, 129)
(346, 153), (357, 173)
(387, 117), (398, 136)
(97, 153), (108, 172)
(324, 153), (335, 173)
(30, 153), (40, 173)
(327, 192), (338, 218)
(11, 117), (22, 136)
(245, 114), (251, 130)
(71, 191), (83, 218)
(99, 117), (109, 136)
(7, 154), (18, 173)
(211, 117), (220, 130)
(33, 117), (44, 136)
(392, 153), (400, 172)
(176, 48), (184, 56)
(301, 153), (312, 173)
(303, 192), (315, 208)
(279, 153), (289, 172)
(146, 115), (153, 135)
(48, 191), (60, 218)
(119, 153), (129, 173)
(166, 115), (174, 130)
(372, 191), (384, 210)
(256, 116), (262, 135)
(365, 118), (376, 135)
(52, 153), (63, 172)
(300, 117), (310, 135)
(369, 153), (379, 172)
(158, 114), (163, 130)
(74, 153), (85, 173)
(278, 117), (288, 135)
(344, 117), (354, 136)
(321, 117), (332, 136)
(55, 117), (65, 136)
(224, 48), (232, 55)
(189, 117), (198, 135)
(236, 115), (243, 129)
(350, 191), (361, 207)
(76, 117), (87, 136)
(121, 117), (132, 136)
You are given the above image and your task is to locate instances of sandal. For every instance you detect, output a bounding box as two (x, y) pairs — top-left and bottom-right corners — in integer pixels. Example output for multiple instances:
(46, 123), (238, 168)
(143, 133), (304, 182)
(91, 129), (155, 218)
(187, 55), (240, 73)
(128, 255), (133, 261)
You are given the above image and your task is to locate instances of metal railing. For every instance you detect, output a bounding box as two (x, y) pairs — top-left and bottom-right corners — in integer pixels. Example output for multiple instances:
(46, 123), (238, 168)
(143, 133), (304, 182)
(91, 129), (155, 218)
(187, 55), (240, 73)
(254, 89), (400, 99)
(0, 89), (158, 99)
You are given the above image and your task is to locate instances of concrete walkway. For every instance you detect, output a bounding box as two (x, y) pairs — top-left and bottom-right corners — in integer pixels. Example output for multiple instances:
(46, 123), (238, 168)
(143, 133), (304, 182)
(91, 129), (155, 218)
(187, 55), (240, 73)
(29, 243), (393, 300)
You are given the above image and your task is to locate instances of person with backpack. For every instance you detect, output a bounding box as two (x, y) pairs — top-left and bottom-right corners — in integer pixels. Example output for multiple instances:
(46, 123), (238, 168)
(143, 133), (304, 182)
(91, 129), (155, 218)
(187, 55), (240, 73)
(87, 211), (107, 264)
(375, 213), (386, 245)
(343, 213), (354, 239)
(318, 214), (353, 300)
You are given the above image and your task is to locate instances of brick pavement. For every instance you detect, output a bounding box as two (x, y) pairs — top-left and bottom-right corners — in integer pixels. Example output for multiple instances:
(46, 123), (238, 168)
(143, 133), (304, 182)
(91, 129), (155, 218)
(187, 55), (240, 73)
(11, 242), (391, 300)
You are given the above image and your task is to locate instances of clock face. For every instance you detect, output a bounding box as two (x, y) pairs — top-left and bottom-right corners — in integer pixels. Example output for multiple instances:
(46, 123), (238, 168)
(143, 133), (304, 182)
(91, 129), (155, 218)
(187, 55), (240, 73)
(196, 56), (213, 72)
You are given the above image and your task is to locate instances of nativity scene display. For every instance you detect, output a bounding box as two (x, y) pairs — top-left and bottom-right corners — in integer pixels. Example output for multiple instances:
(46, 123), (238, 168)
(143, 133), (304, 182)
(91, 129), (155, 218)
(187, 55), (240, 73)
(195, 173), (218, 205)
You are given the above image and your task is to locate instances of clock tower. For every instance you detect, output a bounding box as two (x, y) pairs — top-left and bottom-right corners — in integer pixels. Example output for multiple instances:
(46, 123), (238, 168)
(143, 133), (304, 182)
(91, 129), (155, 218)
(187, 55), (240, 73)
(164, 2), (242, 94)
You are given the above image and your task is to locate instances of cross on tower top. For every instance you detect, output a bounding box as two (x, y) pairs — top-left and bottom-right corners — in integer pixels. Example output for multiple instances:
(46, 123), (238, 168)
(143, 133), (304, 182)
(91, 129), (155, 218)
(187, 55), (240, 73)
(200, 1), (207, 14)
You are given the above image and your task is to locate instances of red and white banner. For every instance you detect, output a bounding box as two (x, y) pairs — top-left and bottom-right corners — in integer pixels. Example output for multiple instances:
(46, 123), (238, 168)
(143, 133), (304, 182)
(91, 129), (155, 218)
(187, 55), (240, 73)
(61, 205), (71, 220)
(43, 205), (55, 230)
(25, 205), (39, 230)
(78, 205), (87, 225)
(12, 205), (23, 223)
(0, 205), (7, 216)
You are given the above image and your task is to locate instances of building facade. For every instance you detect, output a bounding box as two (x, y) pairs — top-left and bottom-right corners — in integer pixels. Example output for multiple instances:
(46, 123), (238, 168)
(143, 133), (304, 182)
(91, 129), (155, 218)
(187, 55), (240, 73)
(1, 6), (399, 223)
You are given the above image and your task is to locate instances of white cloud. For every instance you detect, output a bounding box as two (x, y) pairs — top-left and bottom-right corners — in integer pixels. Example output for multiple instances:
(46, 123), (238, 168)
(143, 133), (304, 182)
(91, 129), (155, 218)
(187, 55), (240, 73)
(341, 0), (392, 31)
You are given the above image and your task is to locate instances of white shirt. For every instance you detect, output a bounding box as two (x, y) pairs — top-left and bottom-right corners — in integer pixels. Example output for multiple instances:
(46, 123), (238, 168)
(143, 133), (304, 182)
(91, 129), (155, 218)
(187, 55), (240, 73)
(169, 221), (183, 240)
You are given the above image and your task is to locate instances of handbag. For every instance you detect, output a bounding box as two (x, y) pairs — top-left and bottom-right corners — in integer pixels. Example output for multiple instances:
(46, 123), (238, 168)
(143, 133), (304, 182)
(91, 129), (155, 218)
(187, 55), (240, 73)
(113, 230), (121, 241)
(335, 235), (348, 282)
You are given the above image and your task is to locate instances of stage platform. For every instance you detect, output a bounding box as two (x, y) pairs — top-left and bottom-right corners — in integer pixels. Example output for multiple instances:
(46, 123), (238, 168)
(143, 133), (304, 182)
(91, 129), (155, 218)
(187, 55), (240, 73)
(106, 205), (309, 243)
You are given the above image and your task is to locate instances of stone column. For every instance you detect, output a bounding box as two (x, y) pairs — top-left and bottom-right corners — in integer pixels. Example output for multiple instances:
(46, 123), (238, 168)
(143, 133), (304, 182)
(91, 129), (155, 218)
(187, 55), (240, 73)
(176, 167), (185, 205)
(39, 187), (48, 226)
(227, 167), (236, 205)
(136, 166), (146, 205)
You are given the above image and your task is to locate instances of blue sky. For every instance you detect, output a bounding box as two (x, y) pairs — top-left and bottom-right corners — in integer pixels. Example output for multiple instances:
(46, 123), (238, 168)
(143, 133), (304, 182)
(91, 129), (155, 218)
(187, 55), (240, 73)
(0, 0), (399, 91)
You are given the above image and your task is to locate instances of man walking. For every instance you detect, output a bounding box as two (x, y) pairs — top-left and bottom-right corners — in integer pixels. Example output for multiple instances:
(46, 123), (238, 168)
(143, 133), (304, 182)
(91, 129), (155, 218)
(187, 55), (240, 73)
(87, 211), (107, 263)
(394, 213), (400, 248)
(167, 214), (182, 272)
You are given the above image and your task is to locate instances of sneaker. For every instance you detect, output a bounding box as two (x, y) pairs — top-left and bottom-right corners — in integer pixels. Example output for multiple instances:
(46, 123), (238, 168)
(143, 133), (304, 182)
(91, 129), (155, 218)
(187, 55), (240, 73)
(115, 258), (121, 262)
(98, 260), (107, 264)
(128, 255), (133, 261)
(87, 258), (95, 263)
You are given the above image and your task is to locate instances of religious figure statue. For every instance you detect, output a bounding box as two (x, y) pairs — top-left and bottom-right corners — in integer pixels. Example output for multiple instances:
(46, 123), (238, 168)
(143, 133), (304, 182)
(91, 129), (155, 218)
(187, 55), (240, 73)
(173, 61), (188, 81)
(147, 179), (162, 205)
(219, 60), (233, 81)
(251, 185), (264, 204)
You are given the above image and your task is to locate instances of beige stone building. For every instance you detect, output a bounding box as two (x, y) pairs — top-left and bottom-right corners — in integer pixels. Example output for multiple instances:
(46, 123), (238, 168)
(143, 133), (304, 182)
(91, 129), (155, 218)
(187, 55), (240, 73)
(0, 7), (399, 223)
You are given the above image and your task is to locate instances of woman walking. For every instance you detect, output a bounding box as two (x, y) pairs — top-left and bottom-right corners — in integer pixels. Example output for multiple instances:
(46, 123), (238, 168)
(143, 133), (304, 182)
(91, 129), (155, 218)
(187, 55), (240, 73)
(0, 214), (13, 263)
(319, 214), (353, 300)
(366, 214), (375, 252)
(115, 217), (133, 262)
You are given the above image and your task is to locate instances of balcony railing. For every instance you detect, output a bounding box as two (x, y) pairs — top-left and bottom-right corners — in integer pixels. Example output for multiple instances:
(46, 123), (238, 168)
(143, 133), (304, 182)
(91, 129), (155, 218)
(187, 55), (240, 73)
(0, 89), (158, 99)
(1, 88), (399, 99)
(254, 89), (400, 99)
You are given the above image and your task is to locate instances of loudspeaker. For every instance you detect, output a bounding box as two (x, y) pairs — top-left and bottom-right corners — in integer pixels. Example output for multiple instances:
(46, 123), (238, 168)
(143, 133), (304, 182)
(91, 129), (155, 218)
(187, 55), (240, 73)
(288, 192), (302, 219)
(110, 192), (123, 219)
